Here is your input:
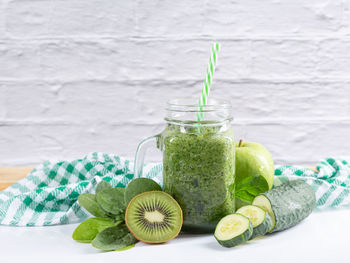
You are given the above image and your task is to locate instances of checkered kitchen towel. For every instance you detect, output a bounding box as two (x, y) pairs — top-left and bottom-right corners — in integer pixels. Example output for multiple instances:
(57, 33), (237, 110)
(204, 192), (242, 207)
(0, 153), (349, 226)
(0, 153), (162, 226)
(274, 157), (350, 209)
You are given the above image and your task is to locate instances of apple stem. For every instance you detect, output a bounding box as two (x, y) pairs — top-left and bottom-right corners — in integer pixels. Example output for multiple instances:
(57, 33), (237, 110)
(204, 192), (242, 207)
(238, 139), (243, 147)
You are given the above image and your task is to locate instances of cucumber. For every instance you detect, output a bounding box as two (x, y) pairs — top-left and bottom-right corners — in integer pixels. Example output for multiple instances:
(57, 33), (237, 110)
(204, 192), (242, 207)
(214, 214), (253, 248)
(253, 180), (316, 233)
(236, 205), (273, 239)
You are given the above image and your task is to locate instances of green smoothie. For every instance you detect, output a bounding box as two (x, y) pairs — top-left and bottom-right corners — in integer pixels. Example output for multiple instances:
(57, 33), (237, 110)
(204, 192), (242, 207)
(161, 123), (235, 233)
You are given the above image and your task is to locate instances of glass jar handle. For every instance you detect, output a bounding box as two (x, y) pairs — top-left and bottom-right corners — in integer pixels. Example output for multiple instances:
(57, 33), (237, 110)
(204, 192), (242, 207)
(134, 135), (160, 178)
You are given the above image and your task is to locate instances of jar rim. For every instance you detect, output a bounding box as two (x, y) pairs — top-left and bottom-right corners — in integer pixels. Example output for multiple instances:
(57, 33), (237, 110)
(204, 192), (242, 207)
(166, 97), (231, 112)
(165, 97), (233, 125)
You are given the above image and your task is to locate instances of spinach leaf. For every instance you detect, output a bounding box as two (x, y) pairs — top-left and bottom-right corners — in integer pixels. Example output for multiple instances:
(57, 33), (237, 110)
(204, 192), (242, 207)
(115, 244), (135, 251)
(96, 188), (126, 215)
(125, 178), (161, 204)
(78, 193), (107, 218)
(96, 180), (112, 194)
(235, 175), (269, 203)
(91, 224), (138, 251)
(114, 213), (125, 222)
(72, 217), (119, 243)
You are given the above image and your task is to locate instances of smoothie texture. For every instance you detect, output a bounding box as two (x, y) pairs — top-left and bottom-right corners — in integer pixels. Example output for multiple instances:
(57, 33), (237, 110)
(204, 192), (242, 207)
(161, 123), (235, 233)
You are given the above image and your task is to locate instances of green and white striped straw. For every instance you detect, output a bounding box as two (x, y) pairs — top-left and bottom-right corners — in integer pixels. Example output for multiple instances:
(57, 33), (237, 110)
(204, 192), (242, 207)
(196, 43), (220, 124)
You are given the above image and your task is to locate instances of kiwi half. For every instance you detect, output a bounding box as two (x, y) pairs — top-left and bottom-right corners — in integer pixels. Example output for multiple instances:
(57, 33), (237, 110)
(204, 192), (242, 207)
(125, 191), (183, 244)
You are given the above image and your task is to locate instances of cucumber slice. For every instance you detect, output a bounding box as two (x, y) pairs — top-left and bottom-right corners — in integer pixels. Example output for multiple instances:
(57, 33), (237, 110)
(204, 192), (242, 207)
(236, 205), (273, 239)
(214, 214), (253, 248)
(252, 195), (275, 232)
(253, 180), (316, 233)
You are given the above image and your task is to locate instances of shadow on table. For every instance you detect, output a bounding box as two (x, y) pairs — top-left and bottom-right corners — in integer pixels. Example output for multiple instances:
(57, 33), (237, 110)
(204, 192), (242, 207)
(204, 240), (254, 251)
(203, 234), (272, 251)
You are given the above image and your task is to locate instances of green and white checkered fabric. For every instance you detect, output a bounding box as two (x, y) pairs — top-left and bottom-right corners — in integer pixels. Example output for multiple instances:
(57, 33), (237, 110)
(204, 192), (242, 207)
(0, 153), (349, 226)
(0, 153), (162, 226)
(274, 157), (350, 209)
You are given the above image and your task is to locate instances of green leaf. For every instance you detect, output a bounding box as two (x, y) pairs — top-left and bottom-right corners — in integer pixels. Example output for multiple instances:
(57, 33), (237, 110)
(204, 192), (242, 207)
(125, 178), (161, 204)
(235, 175), (269, 203)
(114, 213), (125, 222)
(72, 217), (119, 243)
(96, 180), (112, 194)
(78, 193), (107, 218)
(114, 243), (135, 251)
(91, 224), (138, 251)
(96, 188), (126, 215)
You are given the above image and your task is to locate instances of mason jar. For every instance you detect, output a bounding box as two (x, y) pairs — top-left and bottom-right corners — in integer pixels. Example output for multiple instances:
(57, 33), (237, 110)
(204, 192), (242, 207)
(134, 98), (235, 233)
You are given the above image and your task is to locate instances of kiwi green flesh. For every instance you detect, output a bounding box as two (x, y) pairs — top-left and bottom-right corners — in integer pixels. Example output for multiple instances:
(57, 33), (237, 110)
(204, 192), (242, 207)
(125, 191), (182, 243)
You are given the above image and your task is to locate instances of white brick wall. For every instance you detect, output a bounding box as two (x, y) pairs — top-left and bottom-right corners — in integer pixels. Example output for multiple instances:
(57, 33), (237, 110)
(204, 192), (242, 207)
(0, 0), (350, 166)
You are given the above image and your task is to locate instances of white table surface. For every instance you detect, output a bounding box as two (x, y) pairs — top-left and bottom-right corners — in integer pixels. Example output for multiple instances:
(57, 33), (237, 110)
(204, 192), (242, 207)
(0, 208), (349, 263)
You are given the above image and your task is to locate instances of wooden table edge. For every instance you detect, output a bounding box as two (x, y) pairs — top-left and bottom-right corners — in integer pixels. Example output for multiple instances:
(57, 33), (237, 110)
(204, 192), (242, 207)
(0, 167), (34, 191)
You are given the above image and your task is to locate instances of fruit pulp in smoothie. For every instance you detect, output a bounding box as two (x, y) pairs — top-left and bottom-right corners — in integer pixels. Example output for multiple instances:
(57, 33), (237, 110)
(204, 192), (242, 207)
(161, 123), (235, 233)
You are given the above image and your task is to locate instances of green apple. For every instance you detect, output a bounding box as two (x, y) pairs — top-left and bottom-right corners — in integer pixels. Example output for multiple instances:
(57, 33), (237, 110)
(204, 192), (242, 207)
(235, 140), (274, 190)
